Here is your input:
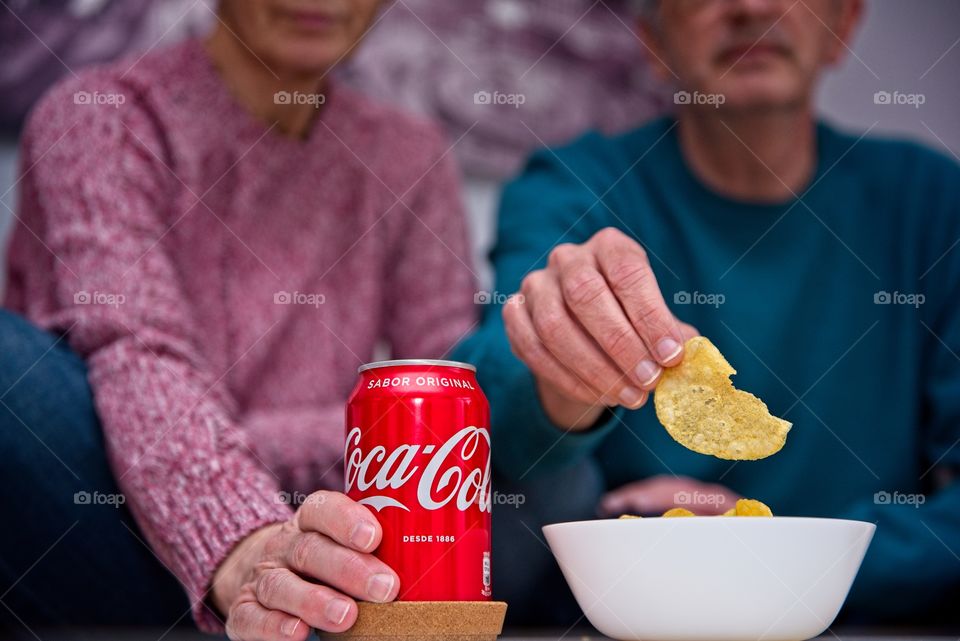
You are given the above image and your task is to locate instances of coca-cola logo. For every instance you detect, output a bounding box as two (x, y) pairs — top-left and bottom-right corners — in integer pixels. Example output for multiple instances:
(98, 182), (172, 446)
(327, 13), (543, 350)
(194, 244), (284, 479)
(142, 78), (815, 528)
(344, 426), (491, 513)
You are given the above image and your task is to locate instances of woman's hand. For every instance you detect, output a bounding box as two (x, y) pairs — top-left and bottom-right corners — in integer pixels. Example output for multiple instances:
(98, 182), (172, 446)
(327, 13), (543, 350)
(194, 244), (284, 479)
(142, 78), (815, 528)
(598, 475), (741, 517)
(212, 491), (399, 640)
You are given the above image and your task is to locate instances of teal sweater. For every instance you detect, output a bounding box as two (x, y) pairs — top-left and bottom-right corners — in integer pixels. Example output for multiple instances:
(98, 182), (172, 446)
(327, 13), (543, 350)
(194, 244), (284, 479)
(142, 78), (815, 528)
(454, 118), (960, 620)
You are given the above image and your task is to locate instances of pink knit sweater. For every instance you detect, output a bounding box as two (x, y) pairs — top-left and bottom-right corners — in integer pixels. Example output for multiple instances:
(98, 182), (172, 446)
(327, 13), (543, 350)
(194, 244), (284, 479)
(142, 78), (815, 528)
(4, 39), (477, 631)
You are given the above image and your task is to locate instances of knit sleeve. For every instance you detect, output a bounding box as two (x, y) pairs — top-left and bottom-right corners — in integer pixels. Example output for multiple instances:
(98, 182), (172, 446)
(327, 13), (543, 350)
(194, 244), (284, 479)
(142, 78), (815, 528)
(13, 77), (291, 632)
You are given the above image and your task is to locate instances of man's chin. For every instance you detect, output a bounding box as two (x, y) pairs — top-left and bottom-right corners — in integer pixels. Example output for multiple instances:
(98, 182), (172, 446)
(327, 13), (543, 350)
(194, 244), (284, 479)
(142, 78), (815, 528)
(710, 83), (807, 113)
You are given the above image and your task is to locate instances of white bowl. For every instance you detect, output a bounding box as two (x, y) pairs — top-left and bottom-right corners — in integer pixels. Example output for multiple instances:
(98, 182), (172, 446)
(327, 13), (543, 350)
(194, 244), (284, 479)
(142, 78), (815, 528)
(542, 517), (875, 641)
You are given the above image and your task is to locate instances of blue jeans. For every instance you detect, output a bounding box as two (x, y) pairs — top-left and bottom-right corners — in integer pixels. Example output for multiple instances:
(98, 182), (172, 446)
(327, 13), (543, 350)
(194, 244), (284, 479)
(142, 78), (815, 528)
(0, 310), (188, 633)
(0, 308), (602, 632)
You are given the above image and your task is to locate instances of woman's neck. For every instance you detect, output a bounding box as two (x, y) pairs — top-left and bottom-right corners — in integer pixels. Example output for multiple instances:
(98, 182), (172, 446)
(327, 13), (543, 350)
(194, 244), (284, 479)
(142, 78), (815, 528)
(205, 25), (327, 140)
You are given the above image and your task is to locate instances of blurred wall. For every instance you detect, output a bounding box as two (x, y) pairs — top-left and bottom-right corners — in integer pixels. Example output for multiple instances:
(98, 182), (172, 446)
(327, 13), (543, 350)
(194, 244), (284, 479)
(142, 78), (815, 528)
(817, 0), (960, 157)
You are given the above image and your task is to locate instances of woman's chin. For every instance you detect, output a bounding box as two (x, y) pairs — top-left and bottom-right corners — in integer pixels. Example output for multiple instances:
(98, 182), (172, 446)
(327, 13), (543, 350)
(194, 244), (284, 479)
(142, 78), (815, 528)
(265, 40), (354, 76)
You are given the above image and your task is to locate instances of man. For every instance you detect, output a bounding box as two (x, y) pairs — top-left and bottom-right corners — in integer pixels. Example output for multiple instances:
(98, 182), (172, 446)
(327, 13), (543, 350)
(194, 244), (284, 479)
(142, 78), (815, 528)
(456, 0), (960, 625)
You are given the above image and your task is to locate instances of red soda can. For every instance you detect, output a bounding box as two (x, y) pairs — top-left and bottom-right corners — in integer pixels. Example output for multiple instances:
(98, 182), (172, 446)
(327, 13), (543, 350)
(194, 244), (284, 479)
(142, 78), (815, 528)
(345, 359), (492, 601)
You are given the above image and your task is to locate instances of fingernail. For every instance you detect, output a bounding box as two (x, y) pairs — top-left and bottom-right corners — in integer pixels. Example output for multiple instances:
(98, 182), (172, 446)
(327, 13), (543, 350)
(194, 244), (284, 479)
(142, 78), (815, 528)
(635, 360), (661, 386)
(367, 573), (396, 602)
(619, 386), (646, 408)
(656, 338), (682, 362)
(282, 617), (302, 636)
(350, 521), (377, 550)
(326, 599), (351, 625)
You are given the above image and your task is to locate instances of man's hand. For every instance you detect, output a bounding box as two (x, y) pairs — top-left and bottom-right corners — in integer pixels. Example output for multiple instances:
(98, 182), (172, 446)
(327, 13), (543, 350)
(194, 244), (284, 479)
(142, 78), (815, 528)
(503, 227), (697, 429)
(599, 475), (741, 517)
(212, 491), (399, 640)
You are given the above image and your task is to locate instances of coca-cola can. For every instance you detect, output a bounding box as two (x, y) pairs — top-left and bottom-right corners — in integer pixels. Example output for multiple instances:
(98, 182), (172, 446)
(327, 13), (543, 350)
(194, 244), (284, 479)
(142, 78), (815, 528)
(345, 359), (492, 601)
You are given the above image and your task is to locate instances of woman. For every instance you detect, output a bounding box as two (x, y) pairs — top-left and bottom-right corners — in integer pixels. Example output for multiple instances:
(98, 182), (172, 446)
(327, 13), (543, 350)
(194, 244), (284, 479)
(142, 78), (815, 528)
(0, 1), (476, 638)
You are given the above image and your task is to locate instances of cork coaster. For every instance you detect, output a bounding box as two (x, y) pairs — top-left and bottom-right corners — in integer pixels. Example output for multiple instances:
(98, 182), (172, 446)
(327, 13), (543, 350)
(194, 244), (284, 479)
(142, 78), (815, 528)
(322, 601), (508, 641)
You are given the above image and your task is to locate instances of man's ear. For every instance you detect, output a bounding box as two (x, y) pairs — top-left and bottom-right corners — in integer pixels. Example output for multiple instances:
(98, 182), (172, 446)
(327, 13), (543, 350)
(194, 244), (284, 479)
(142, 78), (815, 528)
(637, 16), (673, 82)
(824, 0), (864, 66)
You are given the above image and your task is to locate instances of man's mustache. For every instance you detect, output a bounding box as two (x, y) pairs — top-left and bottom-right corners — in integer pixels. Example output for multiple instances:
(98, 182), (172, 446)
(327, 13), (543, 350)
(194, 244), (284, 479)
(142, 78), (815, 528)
(715, 26), (794, 62)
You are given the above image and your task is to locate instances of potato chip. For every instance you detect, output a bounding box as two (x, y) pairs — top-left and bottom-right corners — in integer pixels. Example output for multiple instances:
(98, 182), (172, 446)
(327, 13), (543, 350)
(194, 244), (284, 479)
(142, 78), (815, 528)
(661, 507), (695, 517)
(654, 336), (792, 460)
(722, 507), (737, 516)
(733, 498), (773, 517)
(618, 514), (642, 519)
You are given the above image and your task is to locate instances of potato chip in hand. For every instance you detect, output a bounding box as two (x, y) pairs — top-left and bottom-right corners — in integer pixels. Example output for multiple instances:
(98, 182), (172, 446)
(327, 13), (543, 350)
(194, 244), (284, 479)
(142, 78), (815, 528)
(654, 337), (791, 460)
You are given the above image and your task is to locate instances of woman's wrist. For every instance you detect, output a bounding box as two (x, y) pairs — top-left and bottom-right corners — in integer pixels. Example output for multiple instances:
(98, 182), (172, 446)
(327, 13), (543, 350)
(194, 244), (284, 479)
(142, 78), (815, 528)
(212, 522), (284, 618)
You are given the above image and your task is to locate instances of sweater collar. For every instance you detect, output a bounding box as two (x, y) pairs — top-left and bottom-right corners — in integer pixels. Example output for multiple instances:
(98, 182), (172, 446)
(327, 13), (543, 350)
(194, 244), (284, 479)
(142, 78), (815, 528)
(184, 37), (352, 153)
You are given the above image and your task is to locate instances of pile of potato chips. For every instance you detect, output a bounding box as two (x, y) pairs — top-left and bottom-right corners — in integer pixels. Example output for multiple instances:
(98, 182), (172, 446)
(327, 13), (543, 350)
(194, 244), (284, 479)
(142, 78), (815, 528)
(618, 498), (773, 519)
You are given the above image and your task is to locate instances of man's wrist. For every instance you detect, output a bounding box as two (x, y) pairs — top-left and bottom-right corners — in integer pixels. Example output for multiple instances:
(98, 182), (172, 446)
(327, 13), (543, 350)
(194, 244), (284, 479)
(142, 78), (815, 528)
(535, 378), (607, 430)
